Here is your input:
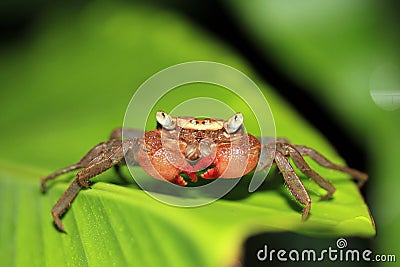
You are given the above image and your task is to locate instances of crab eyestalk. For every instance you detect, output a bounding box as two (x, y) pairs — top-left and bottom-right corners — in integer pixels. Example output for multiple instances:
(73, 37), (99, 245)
(156, 111), (175, 130)
(225, 112), (244, 133)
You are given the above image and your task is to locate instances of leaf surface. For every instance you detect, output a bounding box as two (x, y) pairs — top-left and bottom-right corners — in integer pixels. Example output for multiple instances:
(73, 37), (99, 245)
(0, 2), (374, 267)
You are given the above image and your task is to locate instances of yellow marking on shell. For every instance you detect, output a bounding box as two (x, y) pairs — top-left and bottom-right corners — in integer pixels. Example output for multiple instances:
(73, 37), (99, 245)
(177, 118), (224, 130)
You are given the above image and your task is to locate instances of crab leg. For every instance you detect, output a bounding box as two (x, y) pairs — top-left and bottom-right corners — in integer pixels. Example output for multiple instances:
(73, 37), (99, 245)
(51, 179), (82, 232)
(42, 139), (136, 232)
(109, 127), (143, 182)
(75, 139), (133, 187)
(294, 145), (368, 187)
(256, 142), (276, 171)
(274, 151), (311, 220)
(109, 127), (144, 140)
(40, 165), (81, 193)
(41, 139), (123, 192)
(277, 143), (336, 200)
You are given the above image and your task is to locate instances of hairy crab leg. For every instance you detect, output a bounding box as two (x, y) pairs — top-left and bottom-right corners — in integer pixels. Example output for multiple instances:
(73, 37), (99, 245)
(41, 139), (122, 192)
(109, 127), (143, 182)
(109, 127), (144, 140)
(277, 143), (336, 200)
(274, 151), (311, 220)
(294, 145), (368, 187)
(40, 165), (81, 193)
(41, 139), (136, 232)
(75, 139), (133, 188)
(256, 142), (276, 171)
(256, 137), (292, 172)
(51, 179), (82, 232)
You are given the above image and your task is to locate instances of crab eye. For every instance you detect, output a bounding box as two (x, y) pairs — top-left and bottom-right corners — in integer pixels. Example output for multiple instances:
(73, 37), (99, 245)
(156, 111), (175, 130)
(225, 112), (244, 133)
(202, 120), (210, 125)
(190, 119), (198, 125)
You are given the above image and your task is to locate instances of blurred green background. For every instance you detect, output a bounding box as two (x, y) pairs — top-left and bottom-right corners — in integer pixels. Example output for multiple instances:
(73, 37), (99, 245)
(0, 0), (399, 266)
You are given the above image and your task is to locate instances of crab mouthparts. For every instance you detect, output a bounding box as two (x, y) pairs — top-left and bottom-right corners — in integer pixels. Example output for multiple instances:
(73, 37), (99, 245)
(183, 154), (214, 172)
(181, 164), (216, 184)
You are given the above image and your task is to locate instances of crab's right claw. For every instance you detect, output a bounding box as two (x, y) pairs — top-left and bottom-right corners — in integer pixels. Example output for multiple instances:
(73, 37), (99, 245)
(172, 175), (188, 186)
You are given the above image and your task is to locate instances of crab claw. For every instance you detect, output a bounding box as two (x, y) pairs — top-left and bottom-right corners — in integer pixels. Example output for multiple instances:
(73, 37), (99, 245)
(200, 167), (220, 179)
(172, 175), (188, 186)
(171, 172), (199, 186)
(184, 171), (198, 183)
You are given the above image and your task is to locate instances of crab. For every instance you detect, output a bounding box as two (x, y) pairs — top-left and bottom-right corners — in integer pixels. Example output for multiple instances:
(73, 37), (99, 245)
(41, 111), (367, 232)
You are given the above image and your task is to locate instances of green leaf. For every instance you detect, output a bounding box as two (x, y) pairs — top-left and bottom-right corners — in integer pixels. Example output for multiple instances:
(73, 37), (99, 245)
(0, 2), (374, 267)
(228, 0), (400, 259)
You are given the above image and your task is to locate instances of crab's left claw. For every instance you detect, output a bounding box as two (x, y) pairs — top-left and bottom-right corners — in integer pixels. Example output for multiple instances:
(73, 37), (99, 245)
(172, 175), (188, 186)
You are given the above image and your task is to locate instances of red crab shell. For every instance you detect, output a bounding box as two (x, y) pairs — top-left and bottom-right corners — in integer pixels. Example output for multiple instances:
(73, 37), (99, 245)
(137, 118), (261, 186)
